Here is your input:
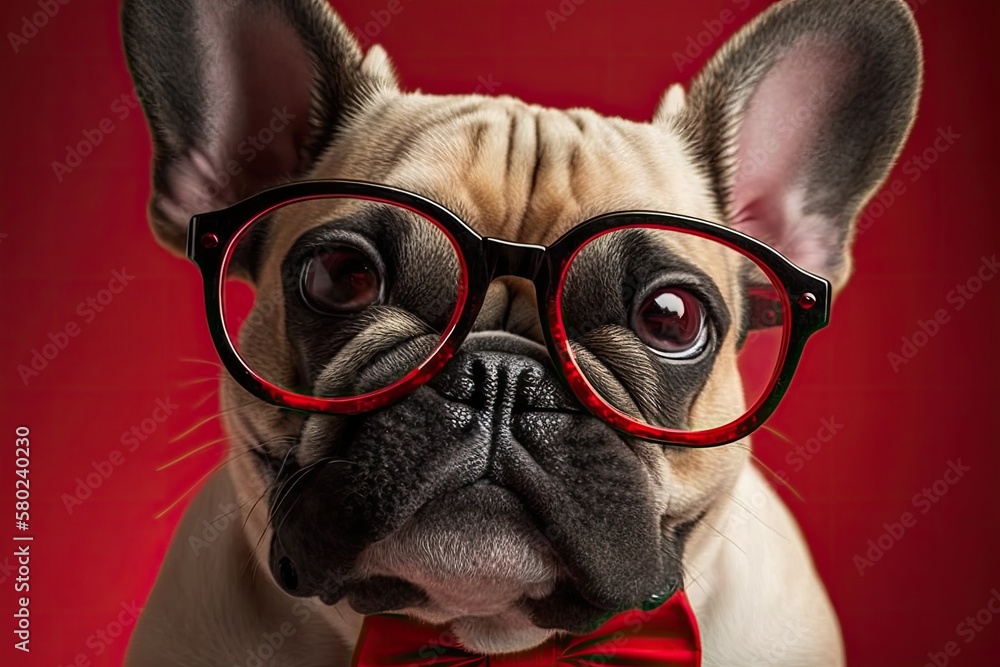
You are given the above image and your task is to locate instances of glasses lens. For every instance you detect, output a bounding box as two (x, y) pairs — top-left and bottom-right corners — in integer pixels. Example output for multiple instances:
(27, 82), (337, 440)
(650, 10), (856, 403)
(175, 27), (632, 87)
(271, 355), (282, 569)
(558, 224), (786, 435)
(222, 195), (463, 401)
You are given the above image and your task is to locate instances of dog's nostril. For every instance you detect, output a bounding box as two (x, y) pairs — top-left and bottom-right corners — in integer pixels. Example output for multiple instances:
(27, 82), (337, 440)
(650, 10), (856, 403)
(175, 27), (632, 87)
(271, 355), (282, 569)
(463, 357), (492, 410)
(430, 351), (580, 415)
(432, 356), (492, 409)
(278, 556), (299, 592)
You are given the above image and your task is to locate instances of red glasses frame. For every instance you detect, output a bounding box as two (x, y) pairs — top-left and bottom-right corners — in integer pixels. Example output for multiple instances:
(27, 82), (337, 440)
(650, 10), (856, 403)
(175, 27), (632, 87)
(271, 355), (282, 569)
(187, 179), (830, 448)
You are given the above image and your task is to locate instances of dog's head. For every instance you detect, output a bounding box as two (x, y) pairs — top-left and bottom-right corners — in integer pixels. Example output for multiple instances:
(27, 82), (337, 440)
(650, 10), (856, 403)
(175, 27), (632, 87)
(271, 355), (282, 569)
(123, 0), (920, 653)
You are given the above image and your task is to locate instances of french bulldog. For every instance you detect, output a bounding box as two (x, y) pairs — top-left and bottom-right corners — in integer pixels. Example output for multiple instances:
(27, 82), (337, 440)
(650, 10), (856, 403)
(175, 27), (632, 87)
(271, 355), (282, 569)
(120, 0), (921, 664)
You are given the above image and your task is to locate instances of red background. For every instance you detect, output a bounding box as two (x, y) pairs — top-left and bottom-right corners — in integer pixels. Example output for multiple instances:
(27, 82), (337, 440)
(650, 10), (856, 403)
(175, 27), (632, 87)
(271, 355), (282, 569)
(1, 1), (999, 665)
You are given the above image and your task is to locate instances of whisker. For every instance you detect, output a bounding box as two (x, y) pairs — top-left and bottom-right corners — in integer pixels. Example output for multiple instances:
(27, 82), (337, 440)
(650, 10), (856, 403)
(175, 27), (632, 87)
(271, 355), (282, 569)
(701, 519), (748, 558)
(169, 415), (226, 444)
(193, 387), (220, 409)
(176, 376), (222, 388)
(156, 437), (227, 471)
(723, 492), (787, 541)
(659, 547), (700, 597)
(151, 444), (272, 521)
(749, 452), (804, 502)
(152, 423), (300, 527)
(246, 467), (318, 580)
(179, 357), (223, 368)
(241, 451), (320, 580)
(153, 458), (232, 520)
(273, 494), (305, 554)
(154, 449), (280, 519)
(168, 400), (259, 443)
(205, 493), (258, 526)
(270, 457), (344, 537)
(240, 443), (301, 535)
(760, 424), (795, 445)
(738, 430), (807, 502)
(684, 568), (709, 595)
(265, 464), (321, 531)
(245, 457), (349, 581)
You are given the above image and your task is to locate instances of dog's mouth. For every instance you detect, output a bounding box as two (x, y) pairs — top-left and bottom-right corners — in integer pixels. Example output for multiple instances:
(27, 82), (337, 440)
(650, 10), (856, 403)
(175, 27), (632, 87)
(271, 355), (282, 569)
(347, 482), (560, 614)
(306, 479), (688, 654)
(343, 481), (624, 633)
(260, 337), (695, 652)
(263, 410), (691, 652)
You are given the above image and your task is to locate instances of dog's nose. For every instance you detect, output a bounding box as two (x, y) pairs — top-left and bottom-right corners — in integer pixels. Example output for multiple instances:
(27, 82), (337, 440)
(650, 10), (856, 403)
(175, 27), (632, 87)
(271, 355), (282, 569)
(429, 348), (581, 416)
(428, 348), (585, 483)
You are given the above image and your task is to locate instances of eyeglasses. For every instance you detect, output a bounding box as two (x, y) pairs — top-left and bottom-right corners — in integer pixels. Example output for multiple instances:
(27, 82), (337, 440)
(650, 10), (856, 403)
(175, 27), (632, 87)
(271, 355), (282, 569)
(187, 179), (829, 447)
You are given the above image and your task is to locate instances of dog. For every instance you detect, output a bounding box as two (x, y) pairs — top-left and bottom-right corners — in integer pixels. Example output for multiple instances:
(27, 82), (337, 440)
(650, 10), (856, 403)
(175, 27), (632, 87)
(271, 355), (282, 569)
(120, 0), (921, 664)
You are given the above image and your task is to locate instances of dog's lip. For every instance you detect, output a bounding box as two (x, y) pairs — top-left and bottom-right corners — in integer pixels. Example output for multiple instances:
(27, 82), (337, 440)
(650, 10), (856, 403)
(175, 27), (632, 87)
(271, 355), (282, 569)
(329, 482), (564, 614)
(330, 575), (429, 613)
(325, 574), (625, 636)
(311, 498), (690, 632)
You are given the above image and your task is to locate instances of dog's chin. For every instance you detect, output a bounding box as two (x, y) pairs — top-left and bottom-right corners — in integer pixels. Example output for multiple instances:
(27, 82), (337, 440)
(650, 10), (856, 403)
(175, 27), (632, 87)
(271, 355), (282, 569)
(449, 614), (557, 655)
(343, 482), (611, 654)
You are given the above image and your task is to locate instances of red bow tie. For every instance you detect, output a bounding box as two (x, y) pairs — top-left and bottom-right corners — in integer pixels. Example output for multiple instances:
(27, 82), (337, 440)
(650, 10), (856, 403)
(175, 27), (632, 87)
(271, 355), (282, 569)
(351, 591), (701, 667)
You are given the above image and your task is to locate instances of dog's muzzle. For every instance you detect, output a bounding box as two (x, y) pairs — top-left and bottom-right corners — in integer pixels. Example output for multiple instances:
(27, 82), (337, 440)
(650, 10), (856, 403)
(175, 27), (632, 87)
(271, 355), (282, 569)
(265, 337), (687, 633)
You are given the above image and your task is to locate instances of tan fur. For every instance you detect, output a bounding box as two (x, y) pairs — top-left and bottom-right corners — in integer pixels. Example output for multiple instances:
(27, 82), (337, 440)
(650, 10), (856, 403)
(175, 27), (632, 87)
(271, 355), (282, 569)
(243, 89), (750, 532)
(129, 89), (827, 667)
(124, 0), (924, 663)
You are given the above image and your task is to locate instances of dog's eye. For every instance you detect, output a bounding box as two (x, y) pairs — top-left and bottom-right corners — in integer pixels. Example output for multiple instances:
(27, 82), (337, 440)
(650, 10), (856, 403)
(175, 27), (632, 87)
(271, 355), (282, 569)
(299, 245), (382, 314)
(633, 288), (709, 360)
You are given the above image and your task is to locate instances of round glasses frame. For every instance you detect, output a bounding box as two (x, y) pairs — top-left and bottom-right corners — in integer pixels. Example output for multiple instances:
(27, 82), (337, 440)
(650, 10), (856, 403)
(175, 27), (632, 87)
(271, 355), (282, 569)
(187, 179), (830, 448)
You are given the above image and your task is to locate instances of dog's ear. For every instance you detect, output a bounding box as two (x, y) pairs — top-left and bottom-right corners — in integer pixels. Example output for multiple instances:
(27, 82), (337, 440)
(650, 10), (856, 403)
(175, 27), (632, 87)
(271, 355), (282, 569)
(660, 0), (922, 291)
(121, 0), (399, 255)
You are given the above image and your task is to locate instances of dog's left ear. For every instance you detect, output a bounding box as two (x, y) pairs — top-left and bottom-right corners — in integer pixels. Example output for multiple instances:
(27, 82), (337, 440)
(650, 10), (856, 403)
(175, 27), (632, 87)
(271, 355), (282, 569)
(659, 0), (922, 291)
(121, 0), (400, 257)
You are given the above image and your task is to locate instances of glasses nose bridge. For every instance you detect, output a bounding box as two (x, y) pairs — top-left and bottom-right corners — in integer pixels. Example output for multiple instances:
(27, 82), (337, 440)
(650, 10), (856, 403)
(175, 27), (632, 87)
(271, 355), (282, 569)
(484, 237), (547, 281)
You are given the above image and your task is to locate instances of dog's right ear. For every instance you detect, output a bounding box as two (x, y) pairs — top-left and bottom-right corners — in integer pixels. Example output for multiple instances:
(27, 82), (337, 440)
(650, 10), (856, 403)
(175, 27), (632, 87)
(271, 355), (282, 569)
(659, 0), (921, 293)
(121, 0), (399, 255)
